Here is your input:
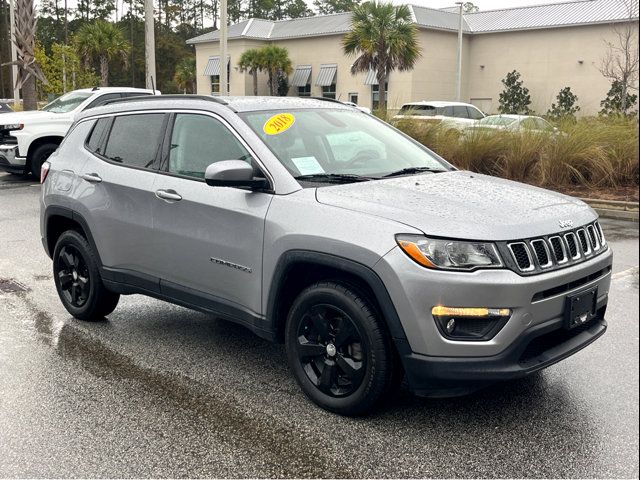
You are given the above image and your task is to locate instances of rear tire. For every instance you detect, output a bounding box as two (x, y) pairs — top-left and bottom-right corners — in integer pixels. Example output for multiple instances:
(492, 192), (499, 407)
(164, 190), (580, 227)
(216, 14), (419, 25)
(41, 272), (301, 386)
(53, 230), (120, 321)
(29, 143), (58, 178)
(285, 281), (397, 416)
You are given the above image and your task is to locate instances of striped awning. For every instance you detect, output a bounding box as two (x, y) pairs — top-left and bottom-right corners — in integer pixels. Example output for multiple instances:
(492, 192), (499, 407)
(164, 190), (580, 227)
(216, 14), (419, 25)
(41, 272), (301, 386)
(204, 56), (229, 76)
(364, 69), (378, 85)
(291, 65), (312, 87)
(315, 64), (337, 86)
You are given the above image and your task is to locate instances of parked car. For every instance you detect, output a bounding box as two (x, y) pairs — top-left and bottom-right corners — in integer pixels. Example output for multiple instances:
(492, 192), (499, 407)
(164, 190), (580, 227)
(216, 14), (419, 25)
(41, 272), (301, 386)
(0, 102), (14, 113)
(466, 114), (559, 136)
(0, 87), (159, 177)
(41, 96), (611, 415)
(392, 101), (485, 130)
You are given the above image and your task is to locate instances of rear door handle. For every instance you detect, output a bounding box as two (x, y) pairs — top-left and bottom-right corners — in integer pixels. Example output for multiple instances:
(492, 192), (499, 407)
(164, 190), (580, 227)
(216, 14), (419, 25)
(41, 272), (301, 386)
(155, 189), (182, 202)
(81, 173), (102, 183)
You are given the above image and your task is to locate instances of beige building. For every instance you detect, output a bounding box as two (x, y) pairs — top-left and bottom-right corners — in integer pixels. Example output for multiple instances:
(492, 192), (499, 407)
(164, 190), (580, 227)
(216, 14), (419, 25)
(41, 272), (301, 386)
(187, 0), (639, 115)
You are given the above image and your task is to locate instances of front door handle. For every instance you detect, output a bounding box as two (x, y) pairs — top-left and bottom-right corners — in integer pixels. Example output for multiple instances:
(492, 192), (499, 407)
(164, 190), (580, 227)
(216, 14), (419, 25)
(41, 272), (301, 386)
(81, 173), (102, 183)
(155, 189), (182, 202)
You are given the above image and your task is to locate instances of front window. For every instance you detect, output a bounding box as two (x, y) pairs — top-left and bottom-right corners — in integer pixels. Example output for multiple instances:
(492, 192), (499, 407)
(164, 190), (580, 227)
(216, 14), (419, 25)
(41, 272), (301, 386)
(42, 91), (93, 113)
(322, 84), (336, 100)
(241, 109), (448, 182)
(478, 116), (518, 127)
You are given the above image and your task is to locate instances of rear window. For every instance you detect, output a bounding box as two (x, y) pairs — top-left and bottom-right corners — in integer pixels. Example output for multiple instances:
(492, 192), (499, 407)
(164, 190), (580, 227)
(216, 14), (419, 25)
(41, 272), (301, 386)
(398, 105), (437, 117)
(103, 114), (165, 168)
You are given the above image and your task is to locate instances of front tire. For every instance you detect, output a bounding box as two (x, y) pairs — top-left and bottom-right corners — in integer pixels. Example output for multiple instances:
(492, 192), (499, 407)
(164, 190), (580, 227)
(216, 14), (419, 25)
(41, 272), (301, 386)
(53, 230), (120, 321)
(285, 281), (397, 415)
(30, 143), (58, 178)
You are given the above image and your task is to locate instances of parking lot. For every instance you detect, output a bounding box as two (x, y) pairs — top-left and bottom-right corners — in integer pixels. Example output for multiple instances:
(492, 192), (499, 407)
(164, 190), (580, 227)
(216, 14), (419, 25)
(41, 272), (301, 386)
(0, 172), (638, 478)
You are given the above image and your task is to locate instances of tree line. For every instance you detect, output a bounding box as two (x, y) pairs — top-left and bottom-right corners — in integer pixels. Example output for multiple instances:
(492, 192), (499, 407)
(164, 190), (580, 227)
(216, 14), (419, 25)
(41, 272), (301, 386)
(0, 0), (366, 101)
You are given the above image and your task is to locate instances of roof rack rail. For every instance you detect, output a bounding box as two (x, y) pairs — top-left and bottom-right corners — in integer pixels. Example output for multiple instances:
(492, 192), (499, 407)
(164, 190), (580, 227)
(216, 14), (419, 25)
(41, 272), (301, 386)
(308, 96), (346, 106)
(105, 94), (232, 108)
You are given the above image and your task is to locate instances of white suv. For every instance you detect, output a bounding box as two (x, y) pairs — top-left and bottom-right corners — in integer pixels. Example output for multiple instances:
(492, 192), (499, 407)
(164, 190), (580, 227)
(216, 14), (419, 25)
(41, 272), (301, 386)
(0, 87), (158, 177)
(393, 101), (485, 131)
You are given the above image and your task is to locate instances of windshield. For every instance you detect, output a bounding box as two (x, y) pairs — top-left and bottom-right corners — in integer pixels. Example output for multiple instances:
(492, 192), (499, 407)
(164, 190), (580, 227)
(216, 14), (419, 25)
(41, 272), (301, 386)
(478, 116), (517, 126)
(42, 91), (93, 113)
(241, 109), (449, 181)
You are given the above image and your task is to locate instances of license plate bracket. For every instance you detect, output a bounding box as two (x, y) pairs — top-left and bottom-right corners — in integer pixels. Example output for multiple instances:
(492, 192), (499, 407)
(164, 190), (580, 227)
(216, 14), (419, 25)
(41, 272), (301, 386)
(564, 287), (598, 330)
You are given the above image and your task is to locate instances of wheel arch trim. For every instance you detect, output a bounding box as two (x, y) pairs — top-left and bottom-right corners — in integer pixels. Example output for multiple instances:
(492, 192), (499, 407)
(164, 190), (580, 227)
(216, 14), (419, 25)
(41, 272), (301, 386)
(43, 206), (103, 269)
(266, 250), (409, 343)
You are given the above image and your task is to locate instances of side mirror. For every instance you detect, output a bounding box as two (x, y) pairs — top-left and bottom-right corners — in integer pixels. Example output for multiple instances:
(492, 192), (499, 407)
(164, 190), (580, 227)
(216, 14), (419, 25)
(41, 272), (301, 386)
(204, 160), (268, 189)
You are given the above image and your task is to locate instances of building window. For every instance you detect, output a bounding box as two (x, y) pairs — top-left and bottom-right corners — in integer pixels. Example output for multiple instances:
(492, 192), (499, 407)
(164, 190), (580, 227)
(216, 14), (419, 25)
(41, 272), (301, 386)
(211, 61), (230, 95)
(322, 84), (336, 99)
(371, 83), (388, 110)
(298, 84), (311, 97)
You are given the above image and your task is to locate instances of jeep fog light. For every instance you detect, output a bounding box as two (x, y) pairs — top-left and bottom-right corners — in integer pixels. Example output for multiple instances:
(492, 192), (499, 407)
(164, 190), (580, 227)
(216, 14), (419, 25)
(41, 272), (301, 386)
(432, 306), (512, 340)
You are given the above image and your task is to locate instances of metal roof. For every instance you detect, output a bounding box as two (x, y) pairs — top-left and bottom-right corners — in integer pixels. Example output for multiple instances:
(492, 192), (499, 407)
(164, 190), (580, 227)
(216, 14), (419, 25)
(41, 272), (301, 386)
(465, 0), (638, 33)
(187, 0), (638, 44)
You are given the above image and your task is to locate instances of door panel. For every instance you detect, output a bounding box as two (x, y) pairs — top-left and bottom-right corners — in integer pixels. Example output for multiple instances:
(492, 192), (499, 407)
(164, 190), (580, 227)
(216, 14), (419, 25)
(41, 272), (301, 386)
(151, 112), (272, 316)
(152, 179), (272, 314)
(78, 113), (167, 289)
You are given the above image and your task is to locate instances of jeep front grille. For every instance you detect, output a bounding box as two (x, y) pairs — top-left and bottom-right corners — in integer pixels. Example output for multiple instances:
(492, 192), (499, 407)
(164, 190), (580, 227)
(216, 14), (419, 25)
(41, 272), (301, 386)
(504, 221), (607, 274)
(508, 243), (533, 271)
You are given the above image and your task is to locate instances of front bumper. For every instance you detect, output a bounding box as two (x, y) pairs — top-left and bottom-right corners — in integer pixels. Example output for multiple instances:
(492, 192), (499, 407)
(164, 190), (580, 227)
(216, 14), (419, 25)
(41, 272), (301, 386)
(0, 144), (26, 173)
(375, 243), (613, 396)
(402, 303), (607, 396)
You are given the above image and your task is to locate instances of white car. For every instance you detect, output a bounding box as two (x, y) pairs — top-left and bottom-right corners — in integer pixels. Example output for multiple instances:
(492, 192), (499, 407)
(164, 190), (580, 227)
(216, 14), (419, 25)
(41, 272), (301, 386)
(0, 87), (159, 177)
(466, 114), (558, 135)
(392, 101), (485, 130)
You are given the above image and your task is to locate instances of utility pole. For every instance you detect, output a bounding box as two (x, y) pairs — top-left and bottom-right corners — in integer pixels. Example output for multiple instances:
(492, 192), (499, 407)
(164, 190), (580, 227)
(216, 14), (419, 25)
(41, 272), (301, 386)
(220, 0), (228, 96)
(455, 1), (464, 102)
(9, 0), (19, 105)
(145, 0), (156, 90)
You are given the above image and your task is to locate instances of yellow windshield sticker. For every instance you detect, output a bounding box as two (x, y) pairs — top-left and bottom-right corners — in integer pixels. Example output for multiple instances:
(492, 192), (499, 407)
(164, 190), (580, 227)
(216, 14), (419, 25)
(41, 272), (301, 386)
(263, 113), (296, 135)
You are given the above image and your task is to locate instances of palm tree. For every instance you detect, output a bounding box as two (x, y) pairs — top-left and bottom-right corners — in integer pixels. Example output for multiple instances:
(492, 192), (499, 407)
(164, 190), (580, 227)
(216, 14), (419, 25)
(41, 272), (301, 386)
(74, 20), (131, 87)
(238, 48), (263, 96)
(174, 57), (196, 94)
(259, 45), (293, 96)
(343, 1), (421, 112)
(9, 0), (47, 110)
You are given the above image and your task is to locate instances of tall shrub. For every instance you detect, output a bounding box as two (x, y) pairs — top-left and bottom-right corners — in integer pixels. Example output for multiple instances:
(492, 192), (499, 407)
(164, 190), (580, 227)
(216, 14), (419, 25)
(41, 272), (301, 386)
(498, 70), (532, 114)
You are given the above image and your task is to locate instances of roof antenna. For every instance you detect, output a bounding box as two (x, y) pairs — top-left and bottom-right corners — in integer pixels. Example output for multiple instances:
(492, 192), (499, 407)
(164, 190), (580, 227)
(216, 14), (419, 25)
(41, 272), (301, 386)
(150, 75), (156, 95)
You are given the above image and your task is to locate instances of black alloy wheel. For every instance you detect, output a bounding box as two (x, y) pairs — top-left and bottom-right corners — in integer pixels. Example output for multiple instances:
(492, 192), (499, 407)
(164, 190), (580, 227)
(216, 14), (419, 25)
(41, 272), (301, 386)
(53, 230), (120, 320)
(56, 245), (91, 308)
(295, 304), (366, 397)
(286, 281), (400, 416)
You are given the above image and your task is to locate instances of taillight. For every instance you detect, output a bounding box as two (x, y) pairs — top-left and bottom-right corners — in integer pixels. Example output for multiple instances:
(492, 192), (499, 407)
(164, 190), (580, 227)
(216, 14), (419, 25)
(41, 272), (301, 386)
(41, 161), (51, 184)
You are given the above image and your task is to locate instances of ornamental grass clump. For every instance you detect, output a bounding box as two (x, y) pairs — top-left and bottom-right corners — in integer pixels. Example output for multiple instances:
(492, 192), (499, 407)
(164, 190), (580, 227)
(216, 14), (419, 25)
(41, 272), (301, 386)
(393, 116), (639, 190)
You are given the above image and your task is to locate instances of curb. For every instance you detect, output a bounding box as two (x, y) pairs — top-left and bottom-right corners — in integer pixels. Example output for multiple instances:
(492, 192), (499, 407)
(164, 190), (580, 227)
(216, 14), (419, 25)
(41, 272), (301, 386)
(580, 198), (639, 222)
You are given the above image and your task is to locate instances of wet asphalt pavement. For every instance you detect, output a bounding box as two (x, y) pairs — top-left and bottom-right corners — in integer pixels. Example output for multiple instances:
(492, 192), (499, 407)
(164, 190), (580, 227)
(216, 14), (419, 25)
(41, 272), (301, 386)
(0, 173), (638, 478)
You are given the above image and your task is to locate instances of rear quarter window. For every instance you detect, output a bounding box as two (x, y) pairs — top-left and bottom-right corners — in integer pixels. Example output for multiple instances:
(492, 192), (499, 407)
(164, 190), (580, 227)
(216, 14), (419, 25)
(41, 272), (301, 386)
(102, 113), (166, 168)
(86, 117), (111, 155)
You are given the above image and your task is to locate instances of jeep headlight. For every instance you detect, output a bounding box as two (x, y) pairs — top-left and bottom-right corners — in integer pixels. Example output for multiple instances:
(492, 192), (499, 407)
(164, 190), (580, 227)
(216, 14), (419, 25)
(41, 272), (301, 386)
(396, 234), (503, 271)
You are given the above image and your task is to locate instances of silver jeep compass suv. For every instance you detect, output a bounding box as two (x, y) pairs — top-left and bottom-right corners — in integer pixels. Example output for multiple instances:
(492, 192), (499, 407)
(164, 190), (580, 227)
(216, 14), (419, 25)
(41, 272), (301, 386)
(40, 96), (612, 415)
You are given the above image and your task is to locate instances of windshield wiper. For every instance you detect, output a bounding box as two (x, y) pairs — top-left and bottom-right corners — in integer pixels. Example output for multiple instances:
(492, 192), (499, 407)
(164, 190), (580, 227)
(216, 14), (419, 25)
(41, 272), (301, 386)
(294, 173), (374, 183)
(382, 167), (447, 178)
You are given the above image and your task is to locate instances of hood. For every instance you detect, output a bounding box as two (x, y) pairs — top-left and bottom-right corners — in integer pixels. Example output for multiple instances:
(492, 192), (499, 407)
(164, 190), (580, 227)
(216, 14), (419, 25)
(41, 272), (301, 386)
(315, 171), (596, 241)
(0, 110), (65, 127)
